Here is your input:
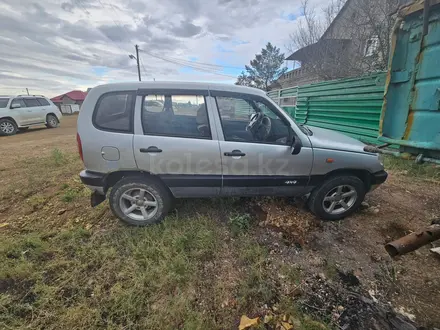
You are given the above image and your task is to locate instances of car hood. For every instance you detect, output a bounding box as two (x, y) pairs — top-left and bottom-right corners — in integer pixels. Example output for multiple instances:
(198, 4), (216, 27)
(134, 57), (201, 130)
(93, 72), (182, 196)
(306, 126), (366, 153)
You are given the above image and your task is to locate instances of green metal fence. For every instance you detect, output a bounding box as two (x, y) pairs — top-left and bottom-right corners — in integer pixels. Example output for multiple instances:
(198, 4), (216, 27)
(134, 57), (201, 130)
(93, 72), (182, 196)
(267, 86), (298, 118)
(269, 72), (386, 145)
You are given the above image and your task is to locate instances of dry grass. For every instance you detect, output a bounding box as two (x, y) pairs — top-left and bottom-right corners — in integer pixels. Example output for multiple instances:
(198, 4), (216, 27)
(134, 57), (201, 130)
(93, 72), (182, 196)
(0, 149), (327, 330)
(383, 155), (440, 181)
(1, 119), (439, 329)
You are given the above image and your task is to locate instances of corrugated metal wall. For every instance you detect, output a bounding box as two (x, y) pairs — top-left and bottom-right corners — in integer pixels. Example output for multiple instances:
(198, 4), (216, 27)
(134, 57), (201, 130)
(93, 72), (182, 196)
(267, 87), (298, 118)
(380, 1), (440, 155)
(270, 72), (386, 145)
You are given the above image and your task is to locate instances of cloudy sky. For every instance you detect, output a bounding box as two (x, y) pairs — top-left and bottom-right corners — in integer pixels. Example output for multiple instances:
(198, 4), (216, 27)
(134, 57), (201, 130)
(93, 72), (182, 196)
(0, 0), (331, 97)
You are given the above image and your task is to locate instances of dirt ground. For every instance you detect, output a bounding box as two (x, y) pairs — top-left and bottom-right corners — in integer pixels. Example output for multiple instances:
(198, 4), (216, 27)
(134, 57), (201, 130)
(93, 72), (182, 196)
(1, 115), (440, 329)
(0, 115), (78, 168)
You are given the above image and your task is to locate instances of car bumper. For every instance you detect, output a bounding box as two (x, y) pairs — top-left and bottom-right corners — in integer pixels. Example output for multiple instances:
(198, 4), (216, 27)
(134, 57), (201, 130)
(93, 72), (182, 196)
(80, 170), (107, 207)
(79, 170), (105, 194)
(369, 170), (388, 191)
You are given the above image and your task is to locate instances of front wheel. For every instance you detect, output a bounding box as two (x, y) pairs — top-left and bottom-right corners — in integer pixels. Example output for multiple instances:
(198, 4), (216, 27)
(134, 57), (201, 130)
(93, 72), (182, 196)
(308, 175), (366, 221)
(46, 114), (59, 128)
(109, 176), (173, 226)
(0, 119), (18, 136)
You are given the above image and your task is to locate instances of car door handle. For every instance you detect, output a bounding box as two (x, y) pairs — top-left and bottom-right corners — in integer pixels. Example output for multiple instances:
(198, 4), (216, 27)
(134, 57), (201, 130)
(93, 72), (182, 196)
(140, 146), (162, 153)
(224, 150), (246, 157)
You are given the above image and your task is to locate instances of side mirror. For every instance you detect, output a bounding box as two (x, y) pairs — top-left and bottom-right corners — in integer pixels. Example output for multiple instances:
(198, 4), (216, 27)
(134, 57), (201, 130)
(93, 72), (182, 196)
(11, 103), (21, 109)
(291, 136), (302, 155)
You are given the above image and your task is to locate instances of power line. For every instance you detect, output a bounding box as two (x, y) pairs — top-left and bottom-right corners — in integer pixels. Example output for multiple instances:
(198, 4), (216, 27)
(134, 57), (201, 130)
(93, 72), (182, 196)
(96, 0), (243, 74)
(141, 50), (238, 78)
(140, 49), (239, 77)
(74, 0), (91, 15)
(154, 54), (244, 70)
(139, 56), (149, 77)
(75, 0), (130, 55)
(88, 0), (241, 78)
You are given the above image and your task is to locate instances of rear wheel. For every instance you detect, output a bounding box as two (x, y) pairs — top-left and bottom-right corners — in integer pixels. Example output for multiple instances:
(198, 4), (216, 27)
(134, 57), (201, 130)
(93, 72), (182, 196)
(0, 119), (17, 136)
(109, 176), (173, 226)
(308, 175), (365, 221)
(46, 114), (59, 128)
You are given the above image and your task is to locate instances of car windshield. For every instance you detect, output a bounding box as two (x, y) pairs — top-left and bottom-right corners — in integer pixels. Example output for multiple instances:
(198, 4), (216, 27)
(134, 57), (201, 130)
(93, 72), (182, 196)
(0, 98), (9, 108)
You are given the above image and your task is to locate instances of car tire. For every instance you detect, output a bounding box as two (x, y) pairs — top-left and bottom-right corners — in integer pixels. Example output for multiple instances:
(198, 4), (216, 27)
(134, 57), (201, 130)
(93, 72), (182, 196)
(46, 114), (59, 128)
(0, 118), (18, 136)
(308, 175), (366, 221)
(109, 176), (173, 226)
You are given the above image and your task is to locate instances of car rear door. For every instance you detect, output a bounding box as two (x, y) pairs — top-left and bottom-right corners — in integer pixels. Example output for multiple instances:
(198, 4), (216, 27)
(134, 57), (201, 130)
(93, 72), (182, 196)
(210, 90), (313, 196)
(80, 91), (137, 174)
(36, 97), (51, 121)
(22, 97), (45, 124)
(133, 88), (222, 197)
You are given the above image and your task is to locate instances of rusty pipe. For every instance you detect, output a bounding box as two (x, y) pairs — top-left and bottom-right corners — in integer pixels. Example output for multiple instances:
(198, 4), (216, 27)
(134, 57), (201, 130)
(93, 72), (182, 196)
(385, 224), (440, 257)
(363, 146), (440, 165)
(363, 145), (414, 159)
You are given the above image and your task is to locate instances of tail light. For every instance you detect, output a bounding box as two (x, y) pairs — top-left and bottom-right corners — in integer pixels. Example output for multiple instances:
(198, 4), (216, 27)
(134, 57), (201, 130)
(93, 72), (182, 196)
(76, 132), (84, 163)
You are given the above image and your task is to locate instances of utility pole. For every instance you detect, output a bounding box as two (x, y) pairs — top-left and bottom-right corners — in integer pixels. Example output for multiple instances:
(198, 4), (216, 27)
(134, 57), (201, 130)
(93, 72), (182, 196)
(135, 45), (141, 81)
(26, 88), (29, 95)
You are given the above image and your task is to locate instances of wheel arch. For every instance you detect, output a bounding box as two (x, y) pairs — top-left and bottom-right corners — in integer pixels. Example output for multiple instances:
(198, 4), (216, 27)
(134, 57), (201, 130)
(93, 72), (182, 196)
(0, 116), (18, 126)
(103, 170), (172, 195)
(46, 112), (59, 120)
(319, 168), (372, 191)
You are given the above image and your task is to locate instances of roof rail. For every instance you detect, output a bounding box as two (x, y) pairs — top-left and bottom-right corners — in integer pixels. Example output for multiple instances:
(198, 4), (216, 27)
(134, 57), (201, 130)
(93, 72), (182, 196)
(16, 94), (46, 98)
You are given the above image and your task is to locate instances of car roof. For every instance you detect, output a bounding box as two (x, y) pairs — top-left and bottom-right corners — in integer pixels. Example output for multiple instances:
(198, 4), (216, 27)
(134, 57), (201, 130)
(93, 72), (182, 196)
(91, 81), (267, 97)
(1, 95), (48, 97)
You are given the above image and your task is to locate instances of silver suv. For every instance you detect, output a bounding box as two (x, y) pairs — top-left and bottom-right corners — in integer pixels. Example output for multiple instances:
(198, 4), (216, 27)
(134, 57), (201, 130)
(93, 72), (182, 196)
(77, 82), (387, 226)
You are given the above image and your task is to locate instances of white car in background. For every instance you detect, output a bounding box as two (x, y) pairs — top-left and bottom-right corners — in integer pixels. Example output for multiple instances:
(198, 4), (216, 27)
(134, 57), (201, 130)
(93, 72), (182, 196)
(0, 95), (62, 136)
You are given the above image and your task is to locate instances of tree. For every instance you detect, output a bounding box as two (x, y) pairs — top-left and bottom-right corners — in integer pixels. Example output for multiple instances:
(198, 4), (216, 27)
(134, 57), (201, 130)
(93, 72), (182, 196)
(236, 43), (288, 91)
(236, 71), (257, 88)
(289, 0), (343, 51)
(288, 0), (399, 80)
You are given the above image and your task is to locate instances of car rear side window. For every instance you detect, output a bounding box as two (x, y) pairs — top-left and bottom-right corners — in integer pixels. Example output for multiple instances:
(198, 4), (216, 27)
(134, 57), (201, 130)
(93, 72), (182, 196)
(93, 92), (135, 133)
(141, 94), (211, 139)
(23, 98), (40, 107)
(0, 98), (9, 108)
(37, 98), (50, 106)
(12, 99), (27, 108)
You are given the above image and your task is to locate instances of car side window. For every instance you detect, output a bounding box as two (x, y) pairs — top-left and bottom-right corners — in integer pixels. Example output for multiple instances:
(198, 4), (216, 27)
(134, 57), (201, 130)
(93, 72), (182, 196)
(0, 98), (9, 108)
(215, 96), (292, 145)
(141, 94), (211, 139)
(93, 92), (135, 132)
(23, 98), (40, 107)
(37, 98), (50, 106)
(12, 98), (27, 108)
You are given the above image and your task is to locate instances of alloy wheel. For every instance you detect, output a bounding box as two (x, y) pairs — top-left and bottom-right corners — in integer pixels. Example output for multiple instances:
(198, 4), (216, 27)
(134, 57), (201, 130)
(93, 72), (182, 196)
(119, 188), (158, 221)
(0, 122), (15, 134)
(322, 184), (358, 215)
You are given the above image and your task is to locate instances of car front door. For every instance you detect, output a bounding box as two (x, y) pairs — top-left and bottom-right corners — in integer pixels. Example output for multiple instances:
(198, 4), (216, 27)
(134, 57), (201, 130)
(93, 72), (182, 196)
(10, 98), (33, 125)
(211, 91), (313, 196)
(133, 89), (222, 197)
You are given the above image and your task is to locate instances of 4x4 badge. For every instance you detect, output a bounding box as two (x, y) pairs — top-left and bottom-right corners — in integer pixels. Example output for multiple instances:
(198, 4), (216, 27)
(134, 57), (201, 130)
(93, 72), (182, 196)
(285, 180), (297, 185)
